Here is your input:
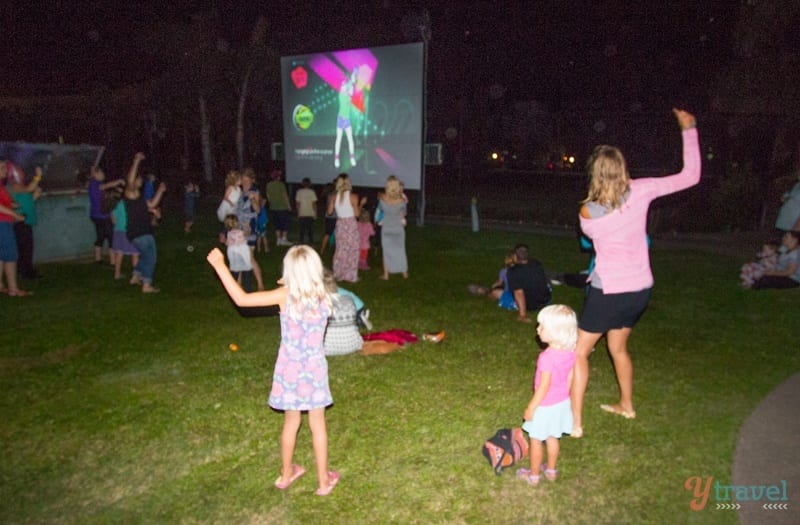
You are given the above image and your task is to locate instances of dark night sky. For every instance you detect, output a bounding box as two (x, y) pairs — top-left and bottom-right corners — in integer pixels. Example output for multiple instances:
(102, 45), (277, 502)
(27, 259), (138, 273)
(2, 0), (737, 111)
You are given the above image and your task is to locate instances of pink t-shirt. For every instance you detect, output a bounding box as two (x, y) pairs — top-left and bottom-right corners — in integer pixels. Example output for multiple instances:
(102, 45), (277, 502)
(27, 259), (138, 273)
(357, 221), (375, 250)
(534, 347), (576, 406)
(579, 128), (701, 294)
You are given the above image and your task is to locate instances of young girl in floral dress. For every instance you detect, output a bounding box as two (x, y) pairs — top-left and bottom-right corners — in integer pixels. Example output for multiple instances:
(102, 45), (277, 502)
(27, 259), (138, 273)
(206, 244), (340, 496)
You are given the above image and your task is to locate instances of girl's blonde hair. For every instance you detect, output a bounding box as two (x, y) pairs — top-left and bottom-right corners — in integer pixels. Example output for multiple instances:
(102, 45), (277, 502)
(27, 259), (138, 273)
(225, 170), (240, 187)
(335, 173), (352, 193)
(583, 145), (630, 210)
(537, 304), (578, 349)
(223, 214), (239, 231)
(281, 245), (331, 315)
(385, 175), (402, 200)
(335, 173), (352, 204)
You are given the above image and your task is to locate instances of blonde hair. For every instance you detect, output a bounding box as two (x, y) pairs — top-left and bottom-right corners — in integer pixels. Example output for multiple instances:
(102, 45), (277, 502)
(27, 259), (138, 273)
(281, 245), (331, 315)
(224, 170), (240, 187)
(583, 145), (630, 210)
(537, 304), (578, 349)
(223, 214), (239, 231)
(385, 175), (402, 200)
(335, 174), (352, 204)
(322, 268), (338, 293)
(241, 167), (256, 182)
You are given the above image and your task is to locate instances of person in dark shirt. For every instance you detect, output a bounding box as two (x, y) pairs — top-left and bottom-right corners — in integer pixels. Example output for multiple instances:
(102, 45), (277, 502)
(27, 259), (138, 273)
(506, 244), (551, 323)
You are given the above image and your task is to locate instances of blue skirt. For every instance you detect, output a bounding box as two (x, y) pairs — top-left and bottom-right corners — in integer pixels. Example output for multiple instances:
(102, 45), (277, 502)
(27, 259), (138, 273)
(522, 398), (573, 441)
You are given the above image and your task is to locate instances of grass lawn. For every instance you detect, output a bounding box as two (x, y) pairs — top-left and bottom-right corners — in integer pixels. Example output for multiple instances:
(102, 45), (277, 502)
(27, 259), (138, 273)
(1, 207), (797, 524)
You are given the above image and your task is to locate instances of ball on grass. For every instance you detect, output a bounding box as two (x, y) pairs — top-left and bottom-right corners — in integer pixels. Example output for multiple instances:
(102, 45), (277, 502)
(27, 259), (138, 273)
(228, 343), (239, 352)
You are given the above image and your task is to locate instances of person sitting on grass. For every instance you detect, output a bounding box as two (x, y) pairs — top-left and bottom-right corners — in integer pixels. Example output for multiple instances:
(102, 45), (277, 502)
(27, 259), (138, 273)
(467, 249), (518, 310)
(507, 244), (552, 323)
(751, 231), (800, 289)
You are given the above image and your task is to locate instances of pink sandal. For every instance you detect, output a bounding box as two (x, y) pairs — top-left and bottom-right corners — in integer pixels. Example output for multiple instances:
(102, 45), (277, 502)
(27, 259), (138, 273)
(274, 464), (306, 490)
(315, 471), (340, 496)
(516, 468), (541, 485)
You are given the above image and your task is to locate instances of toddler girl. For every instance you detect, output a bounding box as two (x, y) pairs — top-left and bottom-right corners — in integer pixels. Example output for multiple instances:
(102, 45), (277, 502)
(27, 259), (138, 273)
(740, 241), (779, 288)
(357, 208), (375, 270)
(206, 244), (339, 496)
(517, 304), (577, 485)
(224, 214), (254, 291)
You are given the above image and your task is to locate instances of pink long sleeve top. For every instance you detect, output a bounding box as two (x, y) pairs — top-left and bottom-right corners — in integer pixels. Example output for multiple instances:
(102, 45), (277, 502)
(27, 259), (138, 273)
(579, 128), (701, 294)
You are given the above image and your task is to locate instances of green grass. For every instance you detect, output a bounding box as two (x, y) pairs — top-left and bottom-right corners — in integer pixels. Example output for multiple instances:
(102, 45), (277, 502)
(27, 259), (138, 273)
(1, 208), (797, 524)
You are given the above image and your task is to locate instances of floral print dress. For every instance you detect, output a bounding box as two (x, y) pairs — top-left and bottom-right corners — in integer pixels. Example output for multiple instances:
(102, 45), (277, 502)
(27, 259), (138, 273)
(268, 296), (332, 411)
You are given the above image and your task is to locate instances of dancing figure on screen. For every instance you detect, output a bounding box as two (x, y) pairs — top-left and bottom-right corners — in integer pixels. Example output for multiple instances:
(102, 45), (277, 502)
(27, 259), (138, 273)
(334, 69), (358, 169)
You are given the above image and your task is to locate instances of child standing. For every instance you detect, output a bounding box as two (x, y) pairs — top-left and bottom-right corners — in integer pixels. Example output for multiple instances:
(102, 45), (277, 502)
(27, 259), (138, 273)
(740, 240), (779, 288)
(224, 214), (254, 292)
(183, 179), (200, 233)
(517, 304), (577, 485)
(111, 197), (140, 280)
(295, 177), (318, 246)
(256, 204), (269, 253)
(357, 208), (375, 270)
(206, 244), (339, 496)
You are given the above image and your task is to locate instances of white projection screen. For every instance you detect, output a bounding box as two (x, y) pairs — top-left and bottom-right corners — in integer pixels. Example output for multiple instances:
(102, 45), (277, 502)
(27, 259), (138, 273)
(280, 42), (424, 189)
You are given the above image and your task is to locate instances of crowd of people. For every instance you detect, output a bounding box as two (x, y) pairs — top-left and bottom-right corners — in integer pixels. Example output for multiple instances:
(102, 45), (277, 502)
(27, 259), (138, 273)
(4, 106), (799, 496)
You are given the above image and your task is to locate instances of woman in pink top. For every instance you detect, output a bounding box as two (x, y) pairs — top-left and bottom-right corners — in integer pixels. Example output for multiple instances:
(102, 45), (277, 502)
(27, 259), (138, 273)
(571, 109), (700, 438)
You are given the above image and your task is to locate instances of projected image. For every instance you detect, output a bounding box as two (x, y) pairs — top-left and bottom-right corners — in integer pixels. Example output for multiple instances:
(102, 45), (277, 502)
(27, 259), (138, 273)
(281, 42), (423, 189)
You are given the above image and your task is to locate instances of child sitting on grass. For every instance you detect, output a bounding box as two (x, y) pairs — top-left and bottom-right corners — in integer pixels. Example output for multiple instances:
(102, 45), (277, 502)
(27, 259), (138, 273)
(740, 240), (779, 288)
(517, 304), (577, 485)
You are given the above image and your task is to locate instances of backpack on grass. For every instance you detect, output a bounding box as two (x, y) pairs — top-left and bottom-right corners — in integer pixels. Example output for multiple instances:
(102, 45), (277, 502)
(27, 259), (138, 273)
(481, 427), (529, 475)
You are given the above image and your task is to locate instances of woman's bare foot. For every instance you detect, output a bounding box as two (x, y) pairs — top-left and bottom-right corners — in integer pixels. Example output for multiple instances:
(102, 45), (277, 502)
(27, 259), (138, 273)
(142, 284), (160, 293)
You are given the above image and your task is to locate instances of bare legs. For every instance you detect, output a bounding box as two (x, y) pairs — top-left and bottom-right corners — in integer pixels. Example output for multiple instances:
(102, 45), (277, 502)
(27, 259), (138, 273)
(0, 260), (21, 293)
(571, 327), (635, 436)
(606, 327), (635, 414)
(571, 329), (602, 436)
(308, 408), (332, 491)
(278, 408), (333, 493)
(249, 247), (264, 290)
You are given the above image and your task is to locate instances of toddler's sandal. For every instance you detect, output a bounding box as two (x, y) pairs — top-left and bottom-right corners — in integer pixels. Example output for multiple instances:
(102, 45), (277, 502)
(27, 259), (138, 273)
(541, 464), (559, 481)
(516, 468), (541, 486)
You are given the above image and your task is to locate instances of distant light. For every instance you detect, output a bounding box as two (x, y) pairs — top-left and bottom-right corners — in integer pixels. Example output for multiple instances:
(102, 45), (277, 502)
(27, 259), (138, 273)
(568, 156), (575, 164)
(491, 152), (499, 160)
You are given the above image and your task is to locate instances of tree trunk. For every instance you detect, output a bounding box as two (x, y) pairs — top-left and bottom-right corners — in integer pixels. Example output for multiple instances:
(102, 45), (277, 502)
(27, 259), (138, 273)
(199, 95), (213, 183)
(236, 67), (252, 170)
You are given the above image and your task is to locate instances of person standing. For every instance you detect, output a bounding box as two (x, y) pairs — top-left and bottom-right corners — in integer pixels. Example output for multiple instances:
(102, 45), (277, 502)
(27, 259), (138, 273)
(124, 152), (166, 293)
(376, 175), (408, 280)
(570, 109), (700, 438)
(295, 177), (318, 246)
(328, 173), (364, 283)
(266, 169), (293, 246)
(237, 168), (265, 290)
(88, 165), (125, 264)
(0, 161), (30, 296)
(8, 164), (43, 279)
(206, 245), (340, 496)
